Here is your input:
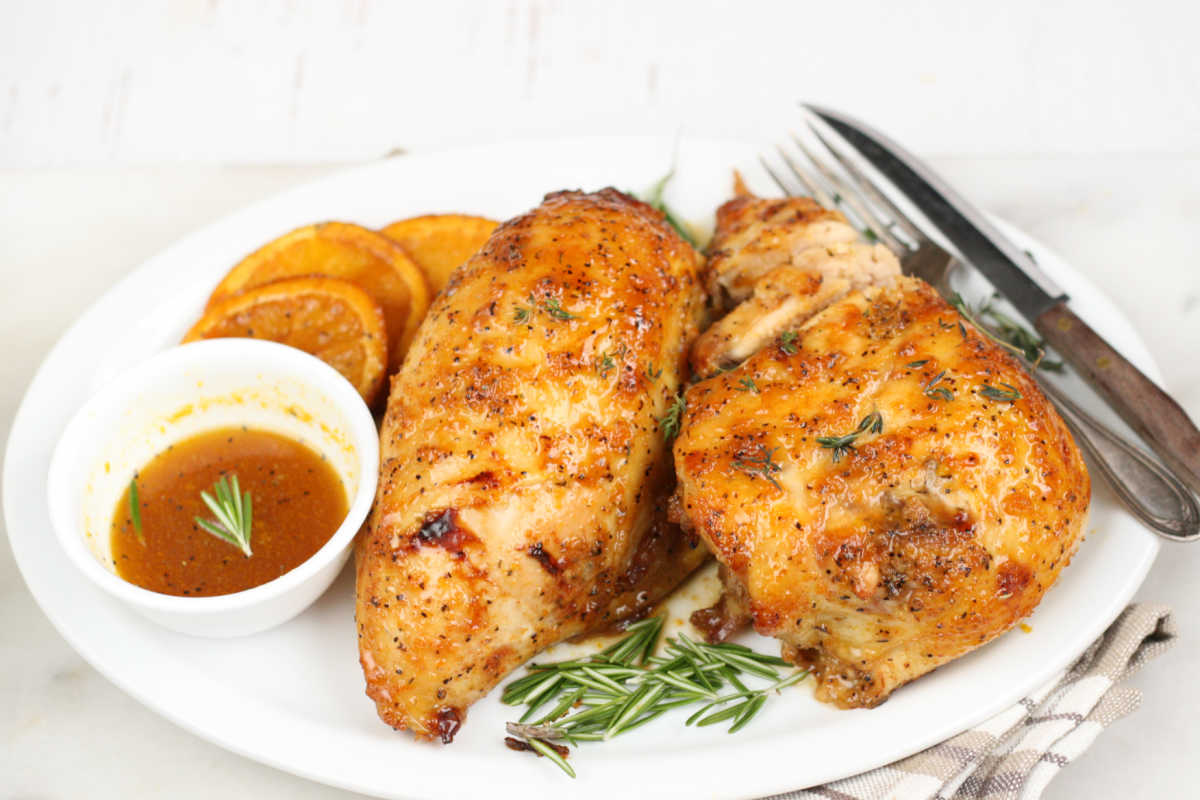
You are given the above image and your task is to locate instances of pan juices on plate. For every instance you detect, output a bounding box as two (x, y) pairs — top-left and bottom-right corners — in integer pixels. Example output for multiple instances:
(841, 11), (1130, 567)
(355, 189), (708, 740)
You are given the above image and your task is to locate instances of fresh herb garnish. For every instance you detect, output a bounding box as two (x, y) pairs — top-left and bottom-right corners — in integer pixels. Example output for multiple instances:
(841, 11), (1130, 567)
(923, 370), (954, 402)
(194, 474), (253, 557)
(778, 331), (799, 355)
(641, 169), (699, 247)
(949, 293), (1063, 372)
(543, 296), (574, 321)
(906, 359), (929, 369)
(735, 377), (760, 394)
(863, 227), (879, 243)
(816, 412), (883, 463)
(596, 351), (616, 378)
(502, 616), (808, 777)
(645, 363), (663, 382)
(658, 395), (686, 441)
(128, 479), (144, 544)
(980, 383), (1022, 402)
(513, 304), (531, 323)
(732, 447), (784, 488)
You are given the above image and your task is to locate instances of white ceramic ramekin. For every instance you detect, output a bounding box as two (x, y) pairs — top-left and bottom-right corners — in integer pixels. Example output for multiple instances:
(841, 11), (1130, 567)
(46, 339), (379, 637)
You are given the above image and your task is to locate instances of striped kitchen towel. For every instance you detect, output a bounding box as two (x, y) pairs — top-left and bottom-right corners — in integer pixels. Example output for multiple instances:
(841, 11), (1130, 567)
(768, 604), (1175, 800)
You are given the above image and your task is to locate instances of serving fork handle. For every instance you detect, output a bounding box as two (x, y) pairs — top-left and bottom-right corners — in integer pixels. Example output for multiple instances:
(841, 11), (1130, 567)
(1035, 375), (1199, 541)
(1037, 302), (1200, 503)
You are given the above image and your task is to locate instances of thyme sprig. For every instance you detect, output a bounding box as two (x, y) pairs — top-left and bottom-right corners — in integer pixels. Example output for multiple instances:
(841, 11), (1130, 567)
(981, 383), (1022, 402)
(949, 293), (1063, 372)
(194, 474), (253, 557)
(658, 395), (686, 441)
(732, 446), (785, 489)
(778, 331), (799, 355)
(514, 294), (575, 323)
(816, 412), (883, 463)
(735, 377), (760, 394)
(502, 616), (808, 777)
(923, 370), (954, 402)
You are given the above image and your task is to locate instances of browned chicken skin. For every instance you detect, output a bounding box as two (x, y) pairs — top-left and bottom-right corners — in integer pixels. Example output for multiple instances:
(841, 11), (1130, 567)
(355, 189), (707, 740)
(672, 193), (1089, 709)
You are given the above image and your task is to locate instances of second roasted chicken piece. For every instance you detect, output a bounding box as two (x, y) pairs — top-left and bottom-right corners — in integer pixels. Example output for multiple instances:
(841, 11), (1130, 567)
(673, 193), (1089, 709)
(356, 189), (707, 740)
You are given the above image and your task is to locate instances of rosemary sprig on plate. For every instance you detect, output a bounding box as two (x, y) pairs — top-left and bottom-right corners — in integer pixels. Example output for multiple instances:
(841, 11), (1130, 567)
(735, 377), (759, 394)
(816, 412), (883, 463)
(128, 478), (144, 544)
(502, 616), (808, 777)
(194, 474), (253, 557)
(658, 395), (686, 441)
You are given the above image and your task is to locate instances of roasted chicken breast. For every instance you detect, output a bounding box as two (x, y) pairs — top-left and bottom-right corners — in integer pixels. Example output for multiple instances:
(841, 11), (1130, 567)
(672, 194), (1089, 709)
(356, 189), (707, 740)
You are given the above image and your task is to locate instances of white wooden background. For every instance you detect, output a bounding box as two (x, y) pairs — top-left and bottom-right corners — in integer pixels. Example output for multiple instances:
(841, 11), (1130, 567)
(3, 1), (1200, 799)
(4, 0), (1200, 166)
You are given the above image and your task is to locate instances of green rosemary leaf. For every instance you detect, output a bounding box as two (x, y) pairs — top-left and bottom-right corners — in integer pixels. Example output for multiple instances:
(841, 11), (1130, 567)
(195, 474), (253, 557)
(128, 479), (144, 544)
(727, 694), (767, 733)
(526, 737), (576, 778)
(735, 377), (760, 394)
(906, 359), (929, 369)
(513, 305), (530, 323)
(641, 169), (700, 247)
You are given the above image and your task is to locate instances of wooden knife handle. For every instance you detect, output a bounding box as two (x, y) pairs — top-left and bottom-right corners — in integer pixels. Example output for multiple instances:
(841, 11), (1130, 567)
(1037, 302), (1200, 496)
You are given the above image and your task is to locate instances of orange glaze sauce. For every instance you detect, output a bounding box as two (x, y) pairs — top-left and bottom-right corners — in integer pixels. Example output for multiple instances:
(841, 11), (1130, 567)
(111, 427), (348, 597)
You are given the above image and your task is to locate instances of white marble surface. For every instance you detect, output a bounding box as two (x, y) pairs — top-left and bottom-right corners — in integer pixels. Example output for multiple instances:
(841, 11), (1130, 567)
(3, 1), (1199, 797)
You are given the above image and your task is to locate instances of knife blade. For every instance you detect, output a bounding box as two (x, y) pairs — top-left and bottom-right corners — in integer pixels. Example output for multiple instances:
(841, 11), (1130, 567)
(803, 103), (1200, 498)
(804, 104), (1066, 321)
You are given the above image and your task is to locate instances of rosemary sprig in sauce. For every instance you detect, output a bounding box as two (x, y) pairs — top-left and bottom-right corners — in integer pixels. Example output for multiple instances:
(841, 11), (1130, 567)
(502, 616), (808, 777)
(128, 479), (144, 544)
(194, 474), (253, 557)
(816, 412), (883, 463)
(735, 377), (760, 394)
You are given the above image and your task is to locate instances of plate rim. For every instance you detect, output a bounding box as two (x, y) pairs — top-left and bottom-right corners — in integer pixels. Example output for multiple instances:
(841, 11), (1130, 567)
(3, 135), (1162, 799)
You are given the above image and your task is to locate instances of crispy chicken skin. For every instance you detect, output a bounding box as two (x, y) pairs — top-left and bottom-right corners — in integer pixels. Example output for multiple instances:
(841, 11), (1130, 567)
(356, 189), (707, 740)
(673, 276), (1089, 708)
(674, 189), (1089, 709)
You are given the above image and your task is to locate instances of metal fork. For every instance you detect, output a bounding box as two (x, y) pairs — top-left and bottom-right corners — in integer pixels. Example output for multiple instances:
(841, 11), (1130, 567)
(759, 130), (1200, 542)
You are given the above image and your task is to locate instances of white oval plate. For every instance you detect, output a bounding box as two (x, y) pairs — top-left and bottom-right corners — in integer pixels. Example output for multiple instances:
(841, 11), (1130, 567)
(4, 137), (1160, 799)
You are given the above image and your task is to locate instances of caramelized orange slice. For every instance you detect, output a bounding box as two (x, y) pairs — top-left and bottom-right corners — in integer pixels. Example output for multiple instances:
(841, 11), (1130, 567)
(207, 222), (430, 372)
(380, 214), (498, 296)
(185, 277), (388, 405)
